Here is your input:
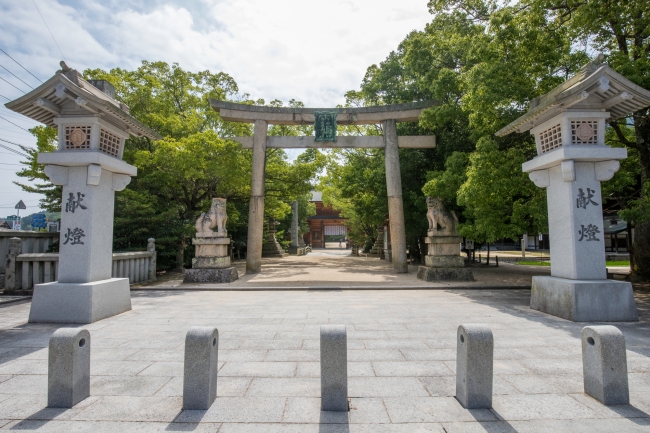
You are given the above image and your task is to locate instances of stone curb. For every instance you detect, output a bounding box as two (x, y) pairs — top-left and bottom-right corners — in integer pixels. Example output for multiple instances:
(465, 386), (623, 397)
(0, 295), (32, 305)
(131, 285), (532, 291)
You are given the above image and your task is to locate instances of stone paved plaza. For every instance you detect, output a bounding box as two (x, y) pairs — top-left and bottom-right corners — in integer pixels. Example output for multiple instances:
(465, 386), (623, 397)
(1, 270), (650, 431)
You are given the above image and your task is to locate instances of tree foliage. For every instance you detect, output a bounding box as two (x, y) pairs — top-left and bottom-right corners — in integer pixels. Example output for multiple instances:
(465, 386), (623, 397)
(14, 126), (61, 212)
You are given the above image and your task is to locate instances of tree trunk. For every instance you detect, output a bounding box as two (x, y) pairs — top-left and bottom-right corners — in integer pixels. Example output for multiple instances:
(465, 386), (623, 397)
(175, 236), (186, 272)
(632, 110), (650, 280)
(486, 242), (490, 265)
(626, 220), (634, 274)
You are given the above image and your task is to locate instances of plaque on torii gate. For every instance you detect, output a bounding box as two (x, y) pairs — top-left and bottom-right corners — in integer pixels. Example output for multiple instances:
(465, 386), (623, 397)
(211, 100), (437, 274)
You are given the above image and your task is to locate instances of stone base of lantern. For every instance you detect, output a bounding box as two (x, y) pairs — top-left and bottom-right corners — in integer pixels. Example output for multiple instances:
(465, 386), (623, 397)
(288, 246), (307, 255)
(29, 278), (132, 324)
(262, 239), (288, 258)
(183, 267), (238, 284)
(531, 276), (637, 322)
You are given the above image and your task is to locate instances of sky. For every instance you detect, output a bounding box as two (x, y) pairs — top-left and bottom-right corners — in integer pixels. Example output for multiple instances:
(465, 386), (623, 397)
(0, 0), (433, 217)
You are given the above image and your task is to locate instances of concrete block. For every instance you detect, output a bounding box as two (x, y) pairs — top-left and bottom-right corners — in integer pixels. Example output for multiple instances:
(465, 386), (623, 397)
(183, 326), (219, 410)
(417, 266), (474, 282)
(531, 276), (637, 322)
(456, 324), (493, 409)
(582, 325), (629, 405)
(29, 278), (131, 324)
(48, 328), (90, 408)
(320, 325), (348, 411)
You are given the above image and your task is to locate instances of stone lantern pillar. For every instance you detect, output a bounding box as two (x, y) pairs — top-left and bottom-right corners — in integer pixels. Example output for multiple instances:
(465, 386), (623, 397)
(496, 56), (650, 321)
(288, 201), (306, 255)
(5, 63), (161, 323)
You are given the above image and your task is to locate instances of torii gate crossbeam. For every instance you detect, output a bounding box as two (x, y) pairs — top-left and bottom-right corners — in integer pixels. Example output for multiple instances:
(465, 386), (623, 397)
(210, 100), (438, 274)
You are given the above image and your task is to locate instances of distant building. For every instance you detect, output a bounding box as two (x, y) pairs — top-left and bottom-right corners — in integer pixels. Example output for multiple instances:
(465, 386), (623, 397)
(305, 192), (348, 248)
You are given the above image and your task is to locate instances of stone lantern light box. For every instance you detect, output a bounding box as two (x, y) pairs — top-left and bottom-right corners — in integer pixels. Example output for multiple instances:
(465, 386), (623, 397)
(5, 62), (161, 323)
(497, 55), (650, 322)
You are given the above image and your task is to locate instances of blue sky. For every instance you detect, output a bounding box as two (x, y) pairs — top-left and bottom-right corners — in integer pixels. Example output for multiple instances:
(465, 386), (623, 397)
(0, 0), (432, 215)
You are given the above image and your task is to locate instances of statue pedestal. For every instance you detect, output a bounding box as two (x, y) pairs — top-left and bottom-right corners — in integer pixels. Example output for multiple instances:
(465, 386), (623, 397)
(184, 237), (238, 284)
(417, 235), (473, 282)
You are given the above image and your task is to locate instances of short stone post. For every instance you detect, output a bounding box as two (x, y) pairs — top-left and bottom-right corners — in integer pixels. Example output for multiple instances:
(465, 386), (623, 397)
(320, 325), (348, 411)
(48, 328), (90, 408)
(146, 238), (156, 281)
(4, 237), (22, 294)
(582, 325), (629, 405)
(183, 326), (219, 410)
(456, 324), (493, 409)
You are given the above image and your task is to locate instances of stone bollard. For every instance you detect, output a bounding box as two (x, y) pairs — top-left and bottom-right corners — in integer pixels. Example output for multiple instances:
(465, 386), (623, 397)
(183, 326), (219, 410)
(48, 328), (90, 408)
(582, 325), (629, 405)
(320, 325), (348, 411)
(456, 324), (493, 409)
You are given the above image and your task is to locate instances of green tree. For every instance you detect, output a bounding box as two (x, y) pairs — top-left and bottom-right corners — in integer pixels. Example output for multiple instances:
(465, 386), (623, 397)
(426, 0), (650, 277)
(14, 126), (60, 212)
(455, 137), (547, 261)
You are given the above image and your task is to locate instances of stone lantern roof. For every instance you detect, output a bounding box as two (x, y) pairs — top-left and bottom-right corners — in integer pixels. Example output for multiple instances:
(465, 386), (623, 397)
(496, 55), (650, 137)
(4, 62), (161, 140)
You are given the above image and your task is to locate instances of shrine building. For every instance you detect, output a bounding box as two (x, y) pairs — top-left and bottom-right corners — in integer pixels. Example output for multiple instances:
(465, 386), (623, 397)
(304, 192), (348, 249)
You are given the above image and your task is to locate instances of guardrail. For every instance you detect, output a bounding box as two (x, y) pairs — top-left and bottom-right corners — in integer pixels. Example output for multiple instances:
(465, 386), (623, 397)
(3, 238), (156, 294)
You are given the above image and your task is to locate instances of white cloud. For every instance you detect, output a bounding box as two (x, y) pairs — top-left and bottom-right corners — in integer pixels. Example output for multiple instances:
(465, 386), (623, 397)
(0, 0), (432, 213)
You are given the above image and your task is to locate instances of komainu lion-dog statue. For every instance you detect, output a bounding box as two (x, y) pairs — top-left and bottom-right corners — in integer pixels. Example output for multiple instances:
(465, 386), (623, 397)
(426, 197), (458, 235)
(195, 198), (228, 237)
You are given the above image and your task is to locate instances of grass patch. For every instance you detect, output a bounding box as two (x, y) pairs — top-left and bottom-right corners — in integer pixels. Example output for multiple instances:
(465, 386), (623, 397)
(517, 260), (630, 267)
(607, 261), (630, 267)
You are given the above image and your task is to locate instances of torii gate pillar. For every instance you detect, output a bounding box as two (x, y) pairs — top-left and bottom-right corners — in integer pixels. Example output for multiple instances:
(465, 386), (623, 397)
(384, 119), (408, 273)
(246, 120), (268, 274)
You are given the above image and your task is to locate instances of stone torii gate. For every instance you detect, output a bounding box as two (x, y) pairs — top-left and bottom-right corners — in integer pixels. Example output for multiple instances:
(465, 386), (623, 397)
(211, 100), (436, 274)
